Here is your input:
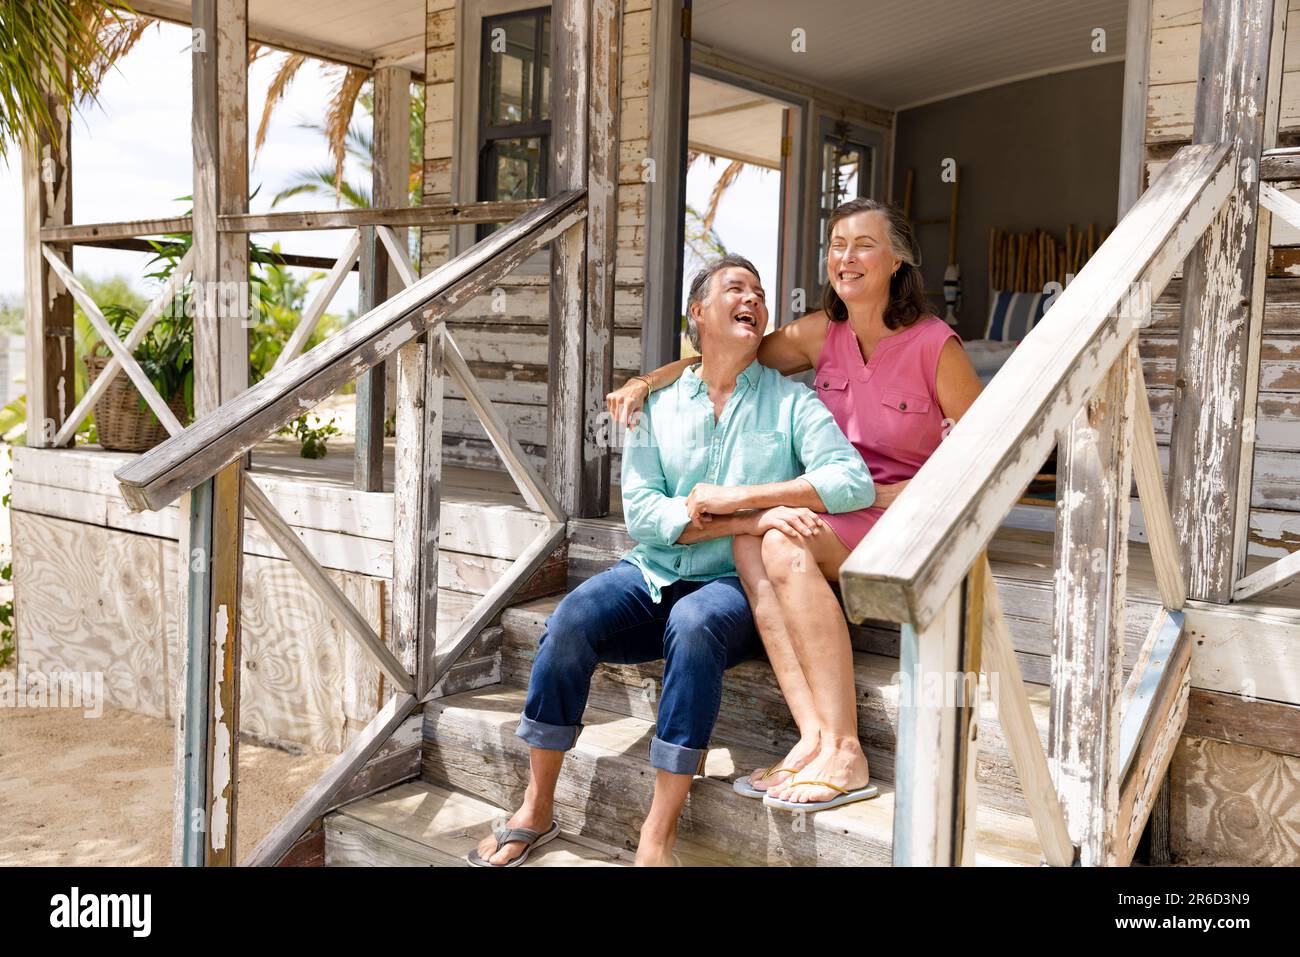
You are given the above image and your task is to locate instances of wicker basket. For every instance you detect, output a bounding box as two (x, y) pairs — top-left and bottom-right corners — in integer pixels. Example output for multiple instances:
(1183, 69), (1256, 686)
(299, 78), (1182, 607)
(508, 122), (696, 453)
(82, 354), (188, 452)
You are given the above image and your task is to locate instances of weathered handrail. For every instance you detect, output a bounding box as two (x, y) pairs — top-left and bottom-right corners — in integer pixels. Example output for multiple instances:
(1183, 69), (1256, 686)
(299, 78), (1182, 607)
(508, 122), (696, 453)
(113, 189), (586, 512)
(38, 198), (544, 244)
(838, 143), (1234, 634)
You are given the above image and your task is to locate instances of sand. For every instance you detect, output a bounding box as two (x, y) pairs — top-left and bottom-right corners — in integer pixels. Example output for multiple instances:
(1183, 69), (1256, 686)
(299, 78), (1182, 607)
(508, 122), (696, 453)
(0, 682), (336, 866)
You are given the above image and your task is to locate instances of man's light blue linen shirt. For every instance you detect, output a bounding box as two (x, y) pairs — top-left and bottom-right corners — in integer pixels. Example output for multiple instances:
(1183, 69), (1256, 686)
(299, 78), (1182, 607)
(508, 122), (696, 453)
(620, 358), (876, 601)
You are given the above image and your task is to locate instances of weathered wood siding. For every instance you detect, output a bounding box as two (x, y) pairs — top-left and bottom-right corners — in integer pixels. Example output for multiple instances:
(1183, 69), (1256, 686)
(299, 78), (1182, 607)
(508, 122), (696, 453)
(419, 0), (648, 473)
(1145, 0), (1300, 561)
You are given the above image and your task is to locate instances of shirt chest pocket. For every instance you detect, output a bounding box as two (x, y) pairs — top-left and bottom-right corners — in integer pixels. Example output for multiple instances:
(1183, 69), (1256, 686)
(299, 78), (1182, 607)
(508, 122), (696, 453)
(815, 372), (851, 407)
(876, 388), (933, 456)
(730, 429), (790, 481)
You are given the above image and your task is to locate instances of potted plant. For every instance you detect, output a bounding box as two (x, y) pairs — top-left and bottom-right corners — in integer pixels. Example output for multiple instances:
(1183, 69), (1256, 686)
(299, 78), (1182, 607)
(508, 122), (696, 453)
(82, 301), (193, 452)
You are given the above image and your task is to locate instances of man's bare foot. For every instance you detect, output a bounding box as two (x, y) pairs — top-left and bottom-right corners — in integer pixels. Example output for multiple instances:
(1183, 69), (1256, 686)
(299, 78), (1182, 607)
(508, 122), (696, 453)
(766, 735), (870, 805)
(634, 835), (678, 866)
(745, 733), (820, 792)
(473, 801), (554, 866)
(634, 819), (679, 866)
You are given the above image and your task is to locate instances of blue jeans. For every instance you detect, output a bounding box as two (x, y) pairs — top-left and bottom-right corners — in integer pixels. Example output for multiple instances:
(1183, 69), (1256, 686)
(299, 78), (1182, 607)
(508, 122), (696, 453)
(517, 560), (761, 774)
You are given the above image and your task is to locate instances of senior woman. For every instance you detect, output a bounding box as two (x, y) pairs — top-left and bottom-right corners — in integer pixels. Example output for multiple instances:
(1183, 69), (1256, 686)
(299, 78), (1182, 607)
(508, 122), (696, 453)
(605, 198), (984, 810)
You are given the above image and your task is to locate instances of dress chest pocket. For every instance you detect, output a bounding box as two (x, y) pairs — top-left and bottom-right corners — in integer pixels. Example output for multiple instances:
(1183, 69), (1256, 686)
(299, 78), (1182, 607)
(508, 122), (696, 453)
(876, 388), (933, 457)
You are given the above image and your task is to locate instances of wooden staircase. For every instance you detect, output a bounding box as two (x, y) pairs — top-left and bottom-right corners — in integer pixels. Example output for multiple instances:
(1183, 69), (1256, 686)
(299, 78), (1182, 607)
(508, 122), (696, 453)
(324, 590), (1050, 867)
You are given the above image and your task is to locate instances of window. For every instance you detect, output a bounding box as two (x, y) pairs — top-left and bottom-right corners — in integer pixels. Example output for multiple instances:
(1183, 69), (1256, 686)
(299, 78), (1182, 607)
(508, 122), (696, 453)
(817, 122), (874, 266)
(477, 7), (551, 236)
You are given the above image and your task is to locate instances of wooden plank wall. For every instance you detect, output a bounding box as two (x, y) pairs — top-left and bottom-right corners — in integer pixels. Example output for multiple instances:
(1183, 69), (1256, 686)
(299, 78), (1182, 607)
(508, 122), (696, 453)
(1144, 0), (1300, 865)
(1145, 0), (1300, 560)
(419, 0), (649, 474)
(10, 508), (509, 753)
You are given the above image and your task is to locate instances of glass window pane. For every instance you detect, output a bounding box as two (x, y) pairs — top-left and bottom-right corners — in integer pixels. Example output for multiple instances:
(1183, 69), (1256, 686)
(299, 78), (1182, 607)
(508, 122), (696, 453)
(487, 137), (543, 200)
(486, 15), (539, 125)
(818, 140), (872, 266)
(540, 15), (551, 120)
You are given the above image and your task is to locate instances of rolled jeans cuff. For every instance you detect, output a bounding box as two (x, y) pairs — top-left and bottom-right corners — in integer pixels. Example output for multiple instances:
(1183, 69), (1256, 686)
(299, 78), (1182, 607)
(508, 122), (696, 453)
(516, 714), (581, 751)
(650, 735), (708, 776)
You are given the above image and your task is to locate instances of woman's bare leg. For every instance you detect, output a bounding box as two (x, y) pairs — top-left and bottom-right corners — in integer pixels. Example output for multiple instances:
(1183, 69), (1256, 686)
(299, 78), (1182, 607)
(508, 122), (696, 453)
(756, 526), (870, 805)
(731, 534), (821, 790)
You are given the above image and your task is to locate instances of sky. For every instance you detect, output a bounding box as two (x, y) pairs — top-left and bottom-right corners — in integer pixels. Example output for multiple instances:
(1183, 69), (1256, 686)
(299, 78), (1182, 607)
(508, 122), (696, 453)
(681, 159), (780, 314)
(0, 18), (775, 323)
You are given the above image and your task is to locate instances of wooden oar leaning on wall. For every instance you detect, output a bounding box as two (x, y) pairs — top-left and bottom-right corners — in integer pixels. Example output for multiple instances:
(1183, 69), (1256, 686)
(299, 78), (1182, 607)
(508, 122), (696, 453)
(988, 223), (1111, 293)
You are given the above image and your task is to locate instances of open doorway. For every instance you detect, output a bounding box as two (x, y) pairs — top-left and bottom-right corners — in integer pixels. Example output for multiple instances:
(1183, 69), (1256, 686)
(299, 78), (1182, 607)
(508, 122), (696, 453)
(679, 72), (803, 353)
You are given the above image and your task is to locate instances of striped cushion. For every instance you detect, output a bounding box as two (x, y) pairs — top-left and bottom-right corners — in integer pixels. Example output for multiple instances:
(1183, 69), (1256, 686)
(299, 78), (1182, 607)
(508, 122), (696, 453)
(985, 290), (1049, 341)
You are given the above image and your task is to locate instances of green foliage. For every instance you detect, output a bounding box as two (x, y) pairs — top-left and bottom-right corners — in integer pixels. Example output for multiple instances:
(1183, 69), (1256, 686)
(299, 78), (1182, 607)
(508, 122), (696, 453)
(0, 0), (132, 160)
(278, 413), (340, 459)
(0, 292), (23, 336)
(247, 245), (345, 381)
(1, 447), (13, 668)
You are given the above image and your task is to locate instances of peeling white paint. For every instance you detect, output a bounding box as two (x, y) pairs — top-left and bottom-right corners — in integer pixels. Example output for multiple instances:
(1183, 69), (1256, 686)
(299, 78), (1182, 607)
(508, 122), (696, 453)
(210, 603), (231, 852)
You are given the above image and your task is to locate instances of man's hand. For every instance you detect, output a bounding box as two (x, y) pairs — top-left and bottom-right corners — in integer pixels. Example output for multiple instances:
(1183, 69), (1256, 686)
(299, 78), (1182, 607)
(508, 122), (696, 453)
(754, 506), (825, 539)
(685, 483), (748, 528)
(605, 377), (650, 428)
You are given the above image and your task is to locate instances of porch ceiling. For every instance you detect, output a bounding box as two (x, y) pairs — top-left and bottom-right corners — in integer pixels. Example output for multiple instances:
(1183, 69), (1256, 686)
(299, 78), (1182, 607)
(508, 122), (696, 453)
(693, 0), (1129, 112)
(129, 0), (426, 73)
(689, 73), (787, 168)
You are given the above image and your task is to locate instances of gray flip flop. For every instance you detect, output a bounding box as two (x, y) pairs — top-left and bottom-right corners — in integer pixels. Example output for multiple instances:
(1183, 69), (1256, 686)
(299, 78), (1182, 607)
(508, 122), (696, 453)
(466, 820), (561, 867)
(732, 765), (799, 799)
(762, 781), (879, 813)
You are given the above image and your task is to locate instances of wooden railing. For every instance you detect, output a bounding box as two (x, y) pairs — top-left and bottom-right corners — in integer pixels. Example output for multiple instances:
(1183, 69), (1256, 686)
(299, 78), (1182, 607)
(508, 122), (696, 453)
(840, 143), (1235, 866)
(106, 189), (586, 865)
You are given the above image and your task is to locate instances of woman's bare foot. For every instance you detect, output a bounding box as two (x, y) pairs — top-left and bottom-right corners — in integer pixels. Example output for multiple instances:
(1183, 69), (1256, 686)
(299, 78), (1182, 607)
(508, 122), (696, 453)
(745, 733), (820, 792)
(766, 735), (870, 805)
(473, 800), (553, 866)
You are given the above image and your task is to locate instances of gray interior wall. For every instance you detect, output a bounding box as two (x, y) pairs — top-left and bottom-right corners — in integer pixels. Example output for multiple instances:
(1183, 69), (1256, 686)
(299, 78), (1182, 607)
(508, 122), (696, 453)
(892, 61), (1124, 340)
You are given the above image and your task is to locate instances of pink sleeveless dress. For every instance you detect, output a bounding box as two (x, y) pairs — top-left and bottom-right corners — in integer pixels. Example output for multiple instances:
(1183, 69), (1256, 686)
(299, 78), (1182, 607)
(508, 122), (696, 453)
(814, 314), (964, 550)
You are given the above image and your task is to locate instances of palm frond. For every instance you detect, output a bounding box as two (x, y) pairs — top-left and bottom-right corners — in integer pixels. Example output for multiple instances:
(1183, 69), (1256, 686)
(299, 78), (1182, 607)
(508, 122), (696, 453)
(324, 66), (368, 202)
(701, 159), (744, 233)
(0, 0), (135, 158)
(270, 168), (371, 210)
(253, 51), (307, 159)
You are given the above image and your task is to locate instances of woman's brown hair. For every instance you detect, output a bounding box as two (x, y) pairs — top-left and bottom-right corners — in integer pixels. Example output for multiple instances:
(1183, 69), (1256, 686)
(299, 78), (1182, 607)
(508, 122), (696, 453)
(821, 198), (928, 330)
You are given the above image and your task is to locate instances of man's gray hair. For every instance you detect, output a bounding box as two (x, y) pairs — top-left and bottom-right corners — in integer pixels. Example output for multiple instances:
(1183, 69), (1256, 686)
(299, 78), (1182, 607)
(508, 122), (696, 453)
(684, 254), (761, 351)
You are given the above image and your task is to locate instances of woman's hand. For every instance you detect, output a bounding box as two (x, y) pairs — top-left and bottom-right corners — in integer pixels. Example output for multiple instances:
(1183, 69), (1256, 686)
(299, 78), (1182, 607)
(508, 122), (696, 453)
(605, 376), (650, 428)
(873, 479), (910, 509)
(753, 506), (824, 539)
(684, 484), (748, 528)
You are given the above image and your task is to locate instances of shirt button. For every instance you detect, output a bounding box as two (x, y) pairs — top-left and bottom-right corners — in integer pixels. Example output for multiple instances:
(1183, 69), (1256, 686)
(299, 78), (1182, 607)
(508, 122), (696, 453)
(899, 401), (908, 410)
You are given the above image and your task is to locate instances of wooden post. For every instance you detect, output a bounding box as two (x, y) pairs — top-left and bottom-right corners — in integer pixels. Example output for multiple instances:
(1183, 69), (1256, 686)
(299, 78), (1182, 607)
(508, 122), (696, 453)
(181, 0), (250, 866)
(1117, 0), (1153, 216)
(354, 63), (412, 491)
(393, 330), (444, 698)
(1049, 341), (1137, 866)
(1170, 0), (1287, 601)
(354, 225), (388, 491)
(640, 0), (690, 374)
(892, 571), (981, 867)
(20, 49), (75, 448)
(546, 0), (589, 515)
(580, 0), (620, 518)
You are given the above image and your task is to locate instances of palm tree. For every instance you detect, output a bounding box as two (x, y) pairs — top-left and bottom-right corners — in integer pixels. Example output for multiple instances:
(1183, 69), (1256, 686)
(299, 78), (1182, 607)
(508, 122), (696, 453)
(1, 3), (386, 195)
(0, 1), (141, 158)
(265, 82), (425, 210)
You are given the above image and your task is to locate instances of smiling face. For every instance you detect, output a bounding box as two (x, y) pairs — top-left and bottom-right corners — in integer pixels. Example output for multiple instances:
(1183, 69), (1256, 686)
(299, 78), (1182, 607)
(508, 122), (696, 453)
(826, 210), (901, 306)
(692, 265), (768, 356)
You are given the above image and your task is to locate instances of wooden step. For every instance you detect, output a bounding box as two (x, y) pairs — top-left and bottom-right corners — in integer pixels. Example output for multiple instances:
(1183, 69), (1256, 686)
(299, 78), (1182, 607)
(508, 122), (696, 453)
(496, 595), (1051, 818)
(567, 525), (1175, 686)
(420, 685), (1044, 867)
(324, 780), (630, 866)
